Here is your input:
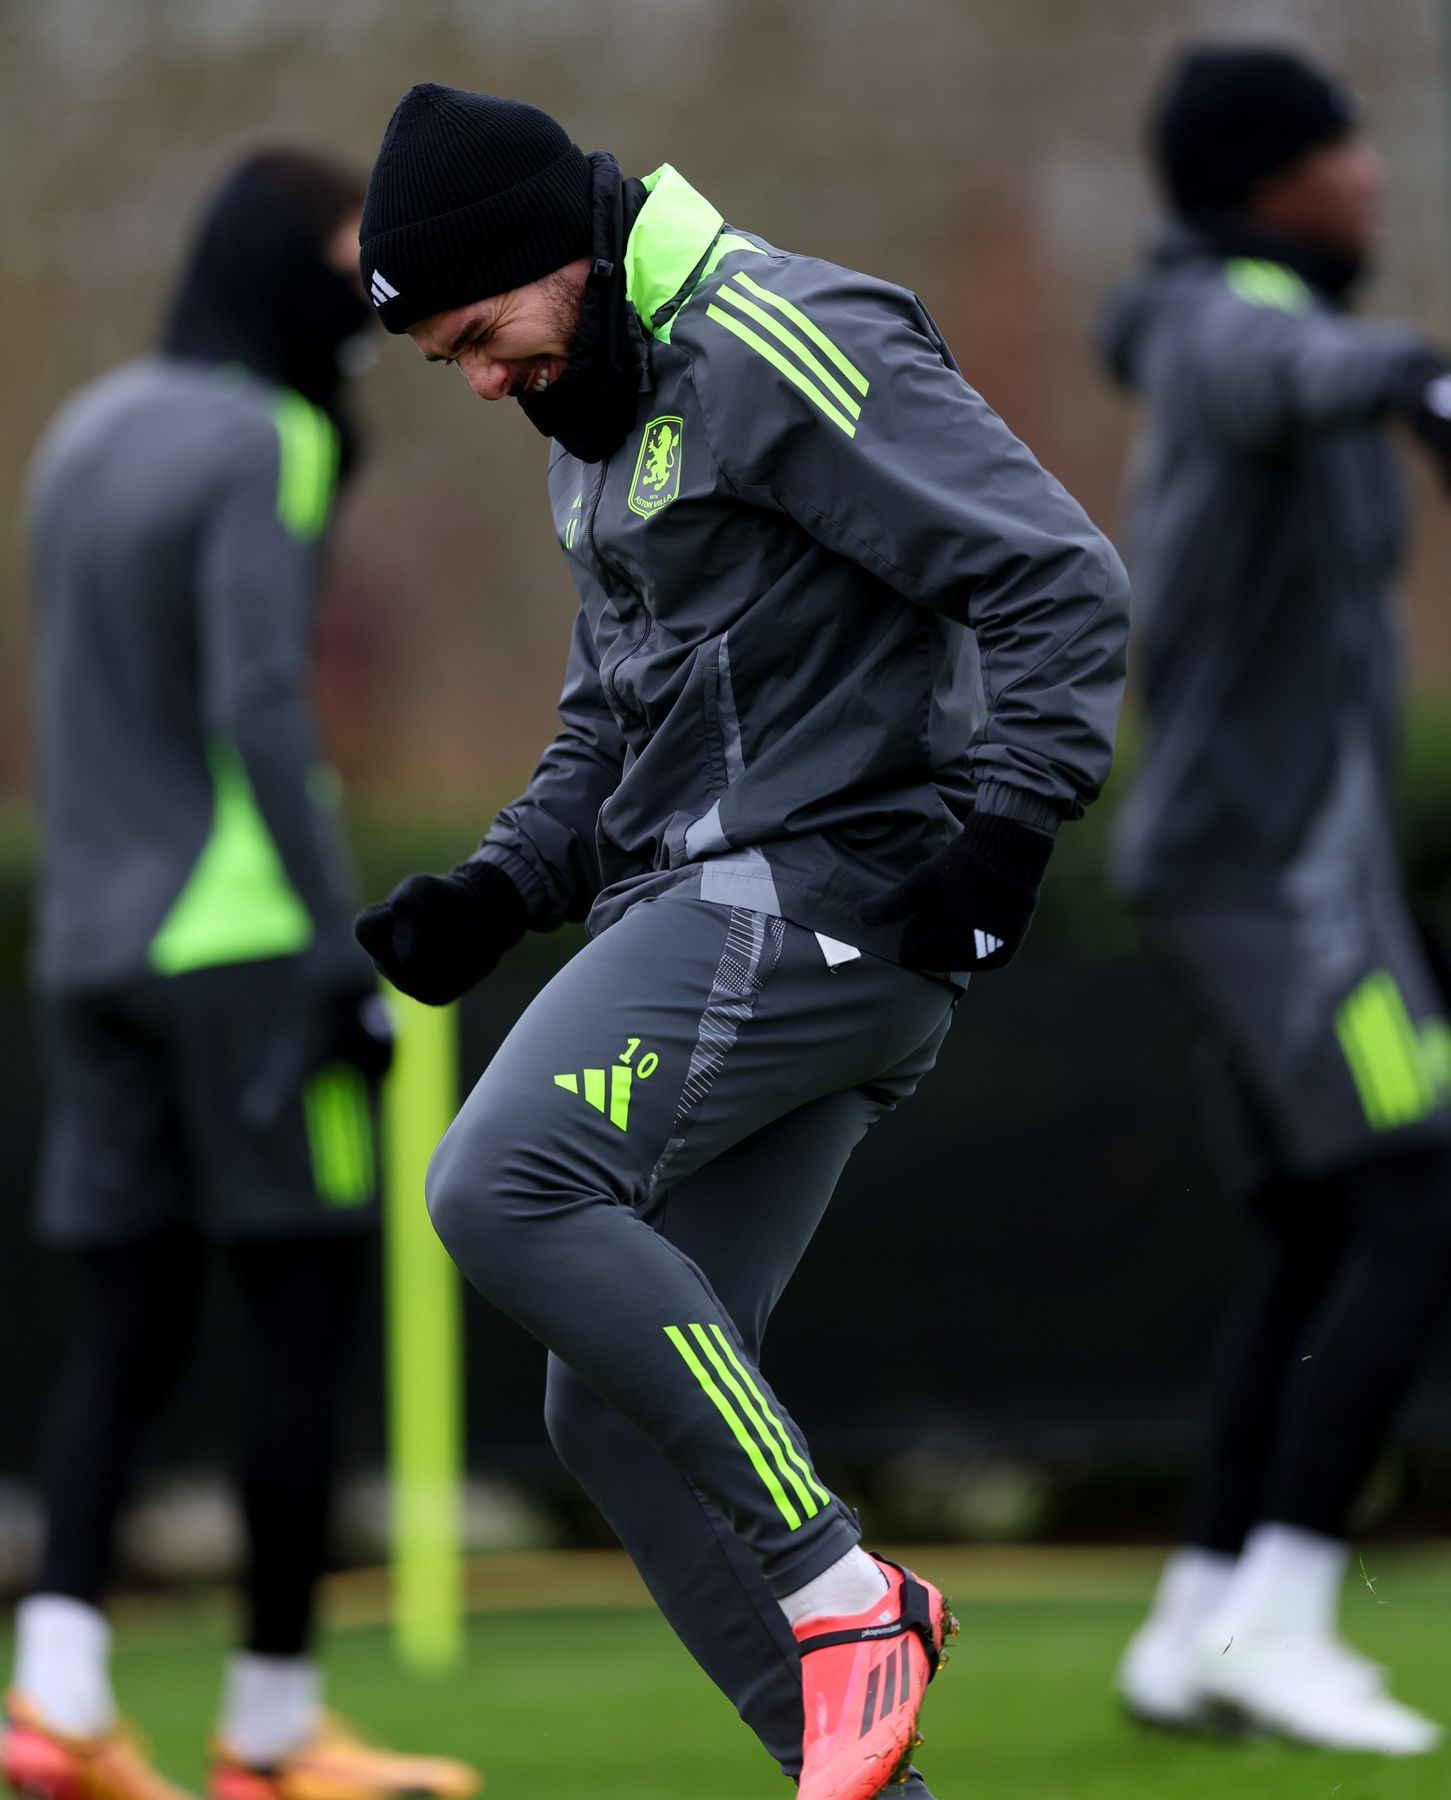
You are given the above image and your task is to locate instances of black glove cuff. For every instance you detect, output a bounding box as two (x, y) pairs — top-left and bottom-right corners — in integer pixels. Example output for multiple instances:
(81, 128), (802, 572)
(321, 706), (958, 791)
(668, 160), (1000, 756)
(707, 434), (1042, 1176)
(456, 857), (530, 947)
(958, 809), (1055, 893)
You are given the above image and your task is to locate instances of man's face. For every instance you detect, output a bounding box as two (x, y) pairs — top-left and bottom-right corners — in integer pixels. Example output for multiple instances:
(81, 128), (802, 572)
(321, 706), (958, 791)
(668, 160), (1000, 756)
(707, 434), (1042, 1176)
(1246, 137), (1384, 263)
(407, 258), (591, 401)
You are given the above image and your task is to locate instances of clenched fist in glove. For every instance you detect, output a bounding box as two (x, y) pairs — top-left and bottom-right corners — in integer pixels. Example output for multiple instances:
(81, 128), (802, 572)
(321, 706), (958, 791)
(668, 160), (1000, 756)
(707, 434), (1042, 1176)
(355, 859), (528, 1005)
(858, 810), (1055, 972)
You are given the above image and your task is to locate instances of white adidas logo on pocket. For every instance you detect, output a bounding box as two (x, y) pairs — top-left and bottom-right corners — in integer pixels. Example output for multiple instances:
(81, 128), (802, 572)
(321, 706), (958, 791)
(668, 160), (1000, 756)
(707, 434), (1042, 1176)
(973, 929), (1004, 960)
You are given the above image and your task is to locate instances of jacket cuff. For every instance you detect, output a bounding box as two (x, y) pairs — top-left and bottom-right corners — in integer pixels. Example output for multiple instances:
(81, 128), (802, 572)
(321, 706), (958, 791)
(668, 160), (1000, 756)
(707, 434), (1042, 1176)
(972, 781), (1062, 839)
(468, 843), (549, 927)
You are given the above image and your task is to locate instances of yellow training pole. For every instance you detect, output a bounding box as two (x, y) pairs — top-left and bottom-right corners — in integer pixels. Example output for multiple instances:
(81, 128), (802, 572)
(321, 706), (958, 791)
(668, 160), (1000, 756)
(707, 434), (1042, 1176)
(382, 988), (465, 1671)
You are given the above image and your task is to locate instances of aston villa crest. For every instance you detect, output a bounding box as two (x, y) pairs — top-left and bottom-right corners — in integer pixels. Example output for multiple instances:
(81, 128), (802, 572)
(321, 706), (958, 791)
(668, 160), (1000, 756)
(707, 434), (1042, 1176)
(628, 415), (684, 519)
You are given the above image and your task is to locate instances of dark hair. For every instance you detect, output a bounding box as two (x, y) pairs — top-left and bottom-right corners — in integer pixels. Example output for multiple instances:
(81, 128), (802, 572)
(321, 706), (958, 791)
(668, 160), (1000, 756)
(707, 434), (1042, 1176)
(243, 145), (369, 246)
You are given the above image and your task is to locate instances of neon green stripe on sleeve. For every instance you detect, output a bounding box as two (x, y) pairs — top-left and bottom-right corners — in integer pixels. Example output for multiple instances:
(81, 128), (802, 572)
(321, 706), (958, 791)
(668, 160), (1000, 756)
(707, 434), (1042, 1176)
(732, 272), (870, 395)
(714, 285), (864, 419)
(705, 305), (858, 438)
(273, 390), (340, 541)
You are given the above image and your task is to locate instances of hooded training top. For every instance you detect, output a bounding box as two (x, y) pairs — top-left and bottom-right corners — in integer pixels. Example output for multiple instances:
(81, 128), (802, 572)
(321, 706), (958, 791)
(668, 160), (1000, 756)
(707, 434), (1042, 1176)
(1100, 224), (1430, 910)
(27, 356), (360, 992)
(474, 166), (1130, 963)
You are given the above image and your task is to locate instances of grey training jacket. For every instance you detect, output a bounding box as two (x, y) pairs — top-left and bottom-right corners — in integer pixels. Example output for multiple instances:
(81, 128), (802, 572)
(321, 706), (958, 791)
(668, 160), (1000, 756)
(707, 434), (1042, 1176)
(28, 357), (362, 991)
(1101, 226), (1430, 911)
(477, 166), (1130, 964)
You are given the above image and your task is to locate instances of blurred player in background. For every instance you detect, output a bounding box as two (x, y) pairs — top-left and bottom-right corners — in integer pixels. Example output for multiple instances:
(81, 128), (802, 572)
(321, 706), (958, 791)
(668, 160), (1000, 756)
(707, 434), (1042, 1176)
(1104, 43), (1451, 1753)
(5, 151), (477, 1800)
(353, 84), (1128, 1800)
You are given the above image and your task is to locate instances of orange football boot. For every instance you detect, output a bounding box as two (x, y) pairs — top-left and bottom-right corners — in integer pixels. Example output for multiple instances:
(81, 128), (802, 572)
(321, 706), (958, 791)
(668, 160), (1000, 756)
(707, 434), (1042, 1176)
(208, 1714), (479, 1800)
(2, 1692), (195, 1800)
(793, 1557), (956, 1800)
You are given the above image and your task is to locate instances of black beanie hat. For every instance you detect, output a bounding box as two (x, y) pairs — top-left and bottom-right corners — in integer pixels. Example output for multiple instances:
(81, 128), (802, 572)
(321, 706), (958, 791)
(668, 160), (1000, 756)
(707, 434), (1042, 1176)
(1153, 44), (1359, 216)
(359, 84), (593, 333)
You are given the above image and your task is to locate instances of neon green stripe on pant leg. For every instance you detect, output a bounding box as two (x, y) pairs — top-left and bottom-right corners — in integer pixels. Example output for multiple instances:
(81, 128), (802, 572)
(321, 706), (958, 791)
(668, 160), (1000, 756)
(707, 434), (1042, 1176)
(664, 1326), (802, 1530)
(1355, 978), (1413, 1125)
(1357, 978), (1421, 1127)
(1355, 981), (1411, 1126)
(320, 1067), (363, 1203)
(707, 1324), (834, 1508)
(1422, 1017), (1451, 1100)
(383, 989), (463, 1671)
(1370, 971), (1436, 1121)
(688, 1323), (819, 1519)
(335, 1063), (376, 1202)
(317, 1070), (347, 1198)
(304, 1070), (342, 1199)
(1337, 984), (1392, 1130)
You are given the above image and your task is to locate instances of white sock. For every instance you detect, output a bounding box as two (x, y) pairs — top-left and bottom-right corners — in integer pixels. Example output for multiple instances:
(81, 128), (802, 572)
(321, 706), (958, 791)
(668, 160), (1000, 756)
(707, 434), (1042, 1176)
(12, 1595), (116, 1737)
(1145, 1547), (1237, 1635)
(779, 1548), (890, 1629)
(1207, 1523), (1348, 1644)
(220, 1654), (322, 1764)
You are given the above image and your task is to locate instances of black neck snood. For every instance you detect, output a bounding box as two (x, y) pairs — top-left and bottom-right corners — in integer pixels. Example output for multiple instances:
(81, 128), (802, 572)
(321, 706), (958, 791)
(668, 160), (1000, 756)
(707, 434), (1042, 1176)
(1185, 208), (1367, 306)
(516, 151), (649, 463)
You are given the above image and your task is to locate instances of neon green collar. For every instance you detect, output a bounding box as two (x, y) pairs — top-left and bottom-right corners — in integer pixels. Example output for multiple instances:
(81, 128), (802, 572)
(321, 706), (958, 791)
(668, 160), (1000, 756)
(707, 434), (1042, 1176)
(624, 165), (725, 338)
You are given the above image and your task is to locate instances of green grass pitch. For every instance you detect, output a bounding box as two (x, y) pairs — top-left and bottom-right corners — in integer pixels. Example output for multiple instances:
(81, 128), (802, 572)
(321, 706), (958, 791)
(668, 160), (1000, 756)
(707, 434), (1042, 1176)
(7, 1547), (1448, 1799)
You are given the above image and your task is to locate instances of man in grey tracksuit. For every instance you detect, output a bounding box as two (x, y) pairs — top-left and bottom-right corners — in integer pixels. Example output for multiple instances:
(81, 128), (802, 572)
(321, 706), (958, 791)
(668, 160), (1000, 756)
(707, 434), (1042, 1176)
(355, 85), (1128, 1797)
(1106, 44), (1451, 1754)
(13, 149), (475, 1800)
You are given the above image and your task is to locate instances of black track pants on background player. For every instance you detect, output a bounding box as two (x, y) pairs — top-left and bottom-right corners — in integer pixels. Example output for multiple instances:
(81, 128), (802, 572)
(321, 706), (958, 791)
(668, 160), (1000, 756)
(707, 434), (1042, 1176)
(36, 1231), (363, 1656)
(1187, 1148), (1451, 1554)
(425, 894), (954, 1781)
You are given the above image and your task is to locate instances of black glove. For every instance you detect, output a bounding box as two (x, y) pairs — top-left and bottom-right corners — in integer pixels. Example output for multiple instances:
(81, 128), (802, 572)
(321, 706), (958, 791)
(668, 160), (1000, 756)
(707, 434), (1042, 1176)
(858, 810), (1055, 972)
(354, 859), (528, 1005)
(1393, 348), (1451, 483)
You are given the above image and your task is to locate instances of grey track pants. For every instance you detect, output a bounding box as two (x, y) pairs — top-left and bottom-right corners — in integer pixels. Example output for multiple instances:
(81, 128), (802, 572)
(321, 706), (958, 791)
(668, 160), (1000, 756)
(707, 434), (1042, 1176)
(426, 896), (953, 1776)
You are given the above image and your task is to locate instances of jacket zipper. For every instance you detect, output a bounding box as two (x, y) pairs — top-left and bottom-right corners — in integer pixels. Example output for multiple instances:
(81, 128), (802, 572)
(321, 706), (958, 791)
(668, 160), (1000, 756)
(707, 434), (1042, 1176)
(585, 452), (655, 729)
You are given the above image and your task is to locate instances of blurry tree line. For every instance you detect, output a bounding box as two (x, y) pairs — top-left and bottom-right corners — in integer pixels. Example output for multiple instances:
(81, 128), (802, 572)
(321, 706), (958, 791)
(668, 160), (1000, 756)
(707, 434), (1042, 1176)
(4, 0), (1451, 879)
